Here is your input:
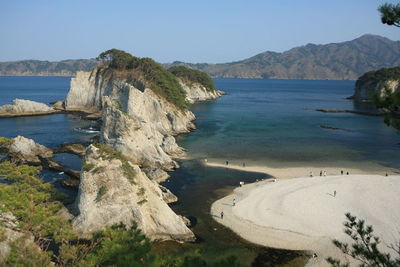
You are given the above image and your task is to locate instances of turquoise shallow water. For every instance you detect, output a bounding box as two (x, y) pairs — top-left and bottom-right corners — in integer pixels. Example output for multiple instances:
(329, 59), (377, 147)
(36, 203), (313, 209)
(178, 78), (400, 169)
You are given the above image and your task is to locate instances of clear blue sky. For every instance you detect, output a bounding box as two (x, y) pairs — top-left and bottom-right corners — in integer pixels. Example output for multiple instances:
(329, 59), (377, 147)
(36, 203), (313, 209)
(0, 0), (399, 63)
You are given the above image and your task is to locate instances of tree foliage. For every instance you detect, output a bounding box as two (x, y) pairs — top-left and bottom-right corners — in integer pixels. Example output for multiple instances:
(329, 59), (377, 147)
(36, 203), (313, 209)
(168, 66), (216, 92)
(0, 160), (241, 266)
(327, 213), (400, 267)
(379, 2), (400, 27)
(97, 49), (188, 109)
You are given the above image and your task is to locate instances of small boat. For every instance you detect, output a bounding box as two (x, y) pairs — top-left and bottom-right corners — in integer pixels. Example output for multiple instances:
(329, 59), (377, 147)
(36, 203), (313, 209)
(74, 127), (100, 134)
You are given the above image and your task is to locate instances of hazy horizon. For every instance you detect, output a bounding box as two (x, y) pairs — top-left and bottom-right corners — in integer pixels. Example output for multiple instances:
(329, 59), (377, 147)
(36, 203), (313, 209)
(0, 0), (399, 63)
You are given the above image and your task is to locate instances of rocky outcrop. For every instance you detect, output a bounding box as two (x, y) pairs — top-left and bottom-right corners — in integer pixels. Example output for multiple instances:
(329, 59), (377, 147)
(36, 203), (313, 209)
(353, 79), (400, 102)
(178, 78), (223, 103)
(0, 99), (57, 117)
(65, 66), (221, 242)
(8, 136), (53, 165)
(102, 97), (182, 170)
(73, 145), (194, 241)
(159, 184), (178, 204)
(352, 67), (400, 102)
(54, 143), (87, 156)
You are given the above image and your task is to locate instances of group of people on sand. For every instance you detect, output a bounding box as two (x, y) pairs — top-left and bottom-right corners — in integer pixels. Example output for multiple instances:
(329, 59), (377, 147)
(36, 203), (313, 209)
(309, 170), (350, 177)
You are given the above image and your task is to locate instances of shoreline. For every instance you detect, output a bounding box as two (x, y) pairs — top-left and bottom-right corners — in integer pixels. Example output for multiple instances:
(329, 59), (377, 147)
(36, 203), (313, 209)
(205, 159), (397, 181)
(210, 167), (400, 266)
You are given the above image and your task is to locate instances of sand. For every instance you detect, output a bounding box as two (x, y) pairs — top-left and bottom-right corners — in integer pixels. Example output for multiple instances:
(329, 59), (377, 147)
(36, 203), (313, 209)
(205, 159), (397, 180)
(211, 172), (400, 266)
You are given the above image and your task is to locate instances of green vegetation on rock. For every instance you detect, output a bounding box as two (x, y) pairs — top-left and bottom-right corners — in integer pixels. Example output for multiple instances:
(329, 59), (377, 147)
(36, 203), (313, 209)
(95, 186), (107, 202)
(168, 66), (216, 91)
(98, 49), (188, 110)
(356, 67), (400, 90)
(82, 162), (95, 171)
(0, 160), (241, 266)
(93, 143), (137, 184)
(0, 137), (13, 154)
(356, 67), (400, 132)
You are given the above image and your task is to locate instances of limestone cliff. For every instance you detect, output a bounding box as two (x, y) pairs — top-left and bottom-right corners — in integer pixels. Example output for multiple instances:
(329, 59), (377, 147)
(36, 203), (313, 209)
(66, 64), (221, 241)
(73, 144), (194, 241)
(178, 78), (223, 103)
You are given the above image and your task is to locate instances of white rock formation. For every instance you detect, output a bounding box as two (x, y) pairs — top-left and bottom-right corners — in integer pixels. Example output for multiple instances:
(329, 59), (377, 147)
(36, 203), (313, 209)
(73, 145), (194, 241)
(8, 136), (53, 164)
(101, 97), (180, 169)
(178, 78), (223, 103)
(65, 67), (221, 241)
(0, 99), (54, 114)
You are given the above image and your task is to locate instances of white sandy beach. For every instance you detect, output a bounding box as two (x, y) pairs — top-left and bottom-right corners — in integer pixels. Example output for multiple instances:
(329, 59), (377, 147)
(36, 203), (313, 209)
(210, 168), (400, 266)
(206, 159), (397, 180)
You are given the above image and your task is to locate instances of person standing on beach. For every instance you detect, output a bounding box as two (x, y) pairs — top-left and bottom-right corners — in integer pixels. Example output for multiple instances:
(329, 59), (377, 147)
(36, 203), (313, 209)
(233, 198), (236, 206)
(220, 211), (224, 219)
(341, 170), (344, 175)
(334, 190), (336, 197)
(323, 171), (327, 177)
(346, 171), (349, 175)
(310, 171), (313, 177)
(320, 171), (322, 176)
(226, 161), (229, 166)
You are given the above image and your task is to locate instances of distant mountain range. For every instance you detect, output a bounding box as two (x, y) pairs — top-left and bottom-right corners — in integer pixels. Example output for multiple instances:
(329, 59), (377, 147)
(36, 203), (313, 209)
(0, 59), (99, 76)
(1, 35), (399, 80)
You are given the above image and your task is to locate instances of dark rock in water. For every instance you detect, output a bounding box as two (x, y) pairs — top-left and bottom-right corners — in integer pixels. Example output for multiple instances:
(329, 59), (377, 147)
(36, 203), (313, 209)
(65, 169), (80, 180)
(315, 109), (383, 116)
(41, 158), (80, 179)
(320, 125), (349, 132)
(54, 143), (87, 156)
(60, 178), (80, 189)
(41, 158), (65, 172)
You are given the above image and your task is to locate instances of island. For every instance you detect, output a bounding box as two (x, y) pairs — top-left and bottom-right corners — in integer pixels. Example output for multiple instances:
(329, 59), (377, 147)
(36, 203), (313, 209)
(0, 49), (224, 264)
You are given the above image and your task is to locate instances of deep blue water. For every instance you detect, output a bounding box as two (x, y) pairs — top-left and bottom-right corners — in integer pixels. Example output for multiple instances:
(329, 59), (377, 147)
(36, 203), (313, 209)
(0, 76), (69, 105)
(0, 76), (94, 196)
(0, 76), (96, 148)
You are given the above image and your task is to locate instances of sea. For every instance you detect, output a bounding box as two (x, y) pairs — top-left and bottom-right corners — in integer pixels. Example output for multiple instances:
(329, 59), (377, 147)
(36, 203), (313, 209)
(0, 76), (399, 265)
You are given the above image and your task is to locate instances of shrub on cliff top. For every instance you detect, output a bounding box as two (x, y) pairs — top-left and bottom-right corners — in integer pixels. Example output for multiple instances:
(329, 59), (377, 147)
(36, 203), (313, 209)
(356, 67), (400, 90)
(169, 65), (216, 92)
(97, 49), (188, 110)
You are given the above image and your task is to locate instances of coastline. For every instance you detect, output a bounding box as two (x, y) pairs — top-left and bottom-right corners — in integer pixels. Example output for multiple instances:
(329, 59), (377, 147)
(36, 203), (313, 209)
(205, 159), (397, 180)
(209, 161), (400, 266)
